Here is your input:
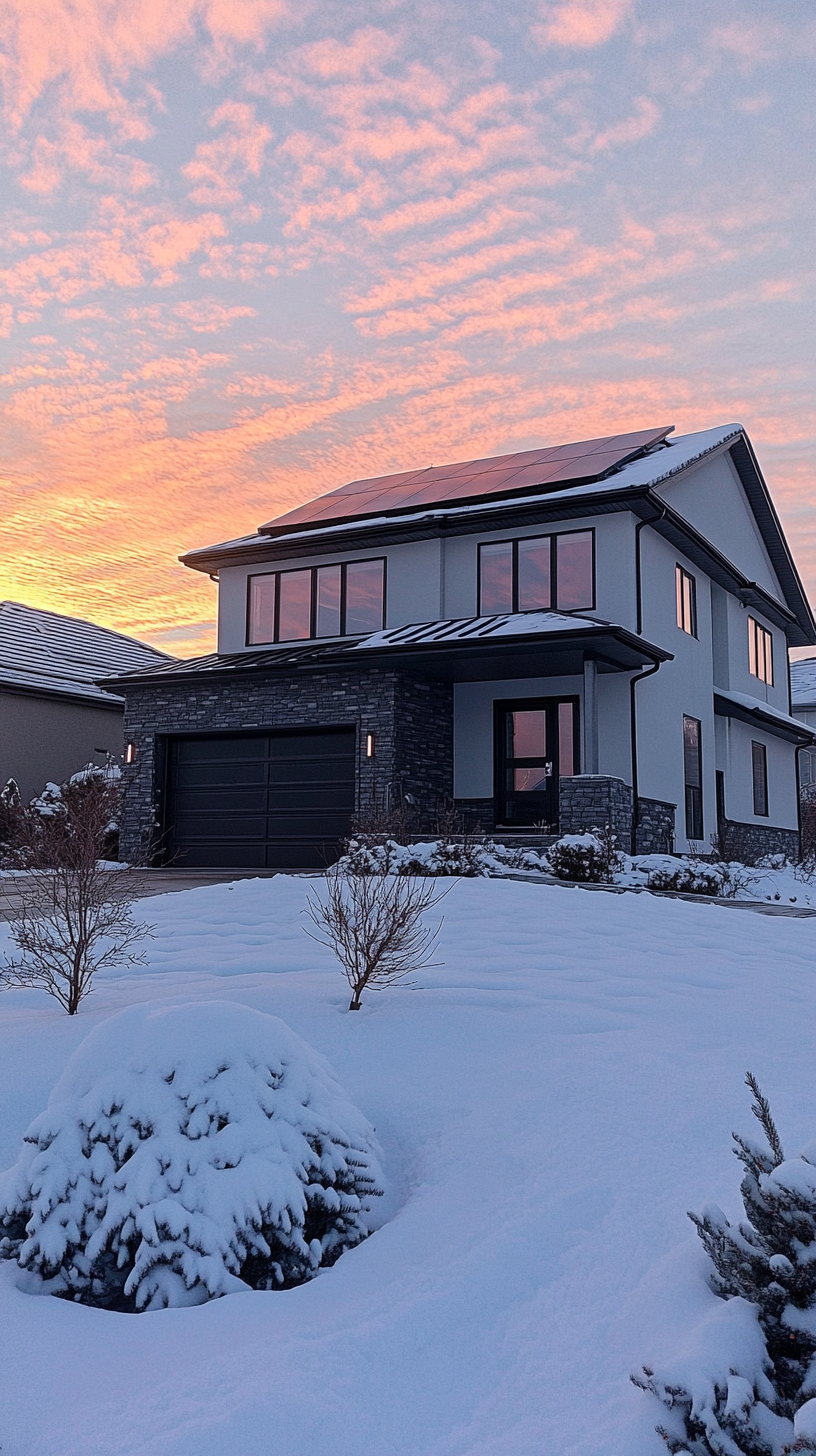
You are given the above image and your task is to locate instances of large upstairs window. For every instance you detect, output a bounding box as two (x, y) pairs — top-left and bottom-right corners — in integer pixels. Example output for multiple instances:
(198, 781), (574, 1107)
(748, 616), (773, 686)
(248, 558), (385, 645)
(478, 529), (594, 615)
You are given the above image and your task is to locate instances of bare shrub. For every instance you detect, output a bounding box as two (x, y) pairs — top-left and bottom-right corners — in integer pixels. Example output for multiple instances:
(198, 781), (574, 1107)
(0, 771), (150, 1015)
(305, 868), (448, 1010)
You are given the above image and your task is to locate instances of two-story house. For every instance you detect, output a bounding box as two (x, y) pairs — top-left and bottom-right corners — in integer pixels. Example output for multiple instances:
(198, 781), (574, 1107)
(107, 424), (816, 869)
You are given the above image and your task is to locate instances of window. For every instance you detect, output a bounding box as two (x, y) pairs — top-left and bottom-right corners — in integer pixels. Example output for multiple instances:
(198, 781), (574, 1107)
(748, 617), (773, 686)
(751, 741), (768, 816)
(247, 558), (385, 644)
(478, 530), (594, 615)
(683, 715), (703, 841)
(675, 565), (697, 636)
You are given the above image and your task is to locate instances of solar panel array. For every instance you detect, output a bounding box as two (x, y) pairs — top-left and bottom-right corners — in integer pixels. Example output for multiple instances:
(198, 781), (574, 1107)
(260, 426), (673, 537)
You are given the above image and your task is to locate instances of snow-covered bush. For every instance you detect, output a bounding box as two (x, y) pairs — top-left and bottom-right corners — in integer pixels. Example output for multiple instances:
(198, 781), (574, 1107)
(546, 829), (622, 883)
(634, 1074), (816, 1453)
(0, 1002), (385, 1310)
(645, 859), (729, 897)
(339, 836), (498, 877)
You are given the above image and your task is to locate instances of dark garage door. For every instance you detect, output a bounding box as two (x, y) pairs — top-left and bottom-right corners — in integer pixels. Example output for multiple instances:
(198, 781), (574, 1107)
(165, 729), (356, 869)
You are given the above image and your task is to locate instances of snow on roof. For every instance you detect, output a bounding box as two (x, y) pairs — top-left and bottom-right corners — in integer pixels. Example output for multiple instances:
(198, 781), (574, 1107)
(185, 425), (742, 562)
(0, 601), (172, 705)
(714, 686), (816, 742)
(790, 658), (816, 709)
(352, 611), (604, 650)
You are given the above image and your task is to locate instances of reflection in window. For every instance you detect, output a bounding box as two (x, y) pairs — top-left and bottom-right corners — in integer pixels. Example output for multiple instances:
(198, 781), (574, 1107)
(249, 573), (276, 646)
(277, 569), (312, 641)
(247, 558), (385, 645)
(478, 531), (593, 615)
(514, 767), (550, 791)
(556, 532), (593, 610)
(752, 741), (768, 816)
(517, 537), (551, 610)
(480, 541), (514, 614)
(316, 564), (341, 637)
(346, 559), (385, 635)
(748, 617), (773, 686)
(683, 714), (703, 841)
(510, 709), (547, 759)
(558, 701), (575, 776)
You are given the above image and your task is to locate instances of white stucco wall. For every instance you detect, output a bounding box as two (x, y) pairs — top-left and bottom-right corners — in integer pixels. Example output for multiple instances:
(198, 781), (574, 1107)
(715, 716), (798, 829)
(655, 450), (783, 599)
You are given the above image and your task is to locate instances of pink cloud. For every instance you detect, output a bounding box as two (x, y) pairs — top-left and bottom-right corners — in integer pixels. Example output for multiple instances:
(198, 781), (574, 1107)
(533, 0), (631, 50)
(591, 96), (660, 152)
(184, 102), (273, 206)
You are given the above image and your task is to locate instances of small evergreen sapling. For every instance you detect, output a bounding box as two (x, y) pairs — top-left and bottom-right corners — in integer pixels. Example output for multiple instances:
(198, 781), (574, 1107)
(634, 1074), (816, 1454)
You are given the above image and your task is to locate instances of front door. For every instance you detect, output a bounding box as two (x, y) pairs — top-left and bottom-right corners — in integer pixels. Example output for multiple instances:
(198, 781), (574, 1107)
(495, 698), (579, 829)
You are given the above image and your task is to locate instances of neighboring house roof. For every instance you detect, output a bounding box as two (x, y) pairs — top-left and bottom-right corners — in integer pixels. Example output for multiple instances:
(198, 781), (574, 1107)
(101, 612), (671, 690)
(790, 658), (816, 712)
(179, 423), (816, 647)
(0, 601), (172, 707)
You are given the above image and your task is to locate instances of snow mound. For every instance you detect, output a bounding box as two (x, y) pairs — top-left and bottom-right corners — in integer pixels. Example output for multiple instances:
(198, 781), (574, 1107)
(0, 1001), (385, 1311)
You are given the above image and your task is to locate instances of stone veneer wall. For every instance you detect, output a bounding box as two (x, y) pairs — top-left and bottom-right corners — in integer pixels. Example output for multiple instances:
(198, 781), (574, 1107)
(634, 798), (676, 855)
(118, 667), (453, 862)
(558, 775), (634, 842)
(717, 818), (799, 863)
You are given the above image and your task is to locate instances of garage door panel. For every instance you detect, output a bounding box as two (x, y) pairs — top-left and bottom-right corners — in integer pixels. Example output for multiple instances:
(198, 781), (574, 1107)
(176, 762), (268, 788)
(166, 730), (355, 869)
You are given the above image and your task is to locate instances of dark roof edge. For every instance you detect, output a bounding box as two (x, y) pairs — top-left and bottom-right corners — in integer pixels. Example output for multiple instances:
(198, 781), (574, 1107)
(0, 678), (124, 710)
(100, 622), (672, 690)
(713, 692), (816, 746)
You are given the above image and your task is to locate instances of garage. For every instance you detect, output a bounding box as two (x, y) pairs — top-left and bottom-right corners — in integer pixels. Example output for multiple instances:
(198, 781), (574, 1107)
(164, 729), (356, 869)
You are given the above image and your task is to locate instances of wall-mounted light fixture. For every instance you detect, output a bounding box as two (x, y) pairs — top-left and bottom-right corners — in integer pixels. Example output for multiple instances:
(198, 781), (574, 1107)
(125, 742), (136, 765)
(366, 733), (375, 758)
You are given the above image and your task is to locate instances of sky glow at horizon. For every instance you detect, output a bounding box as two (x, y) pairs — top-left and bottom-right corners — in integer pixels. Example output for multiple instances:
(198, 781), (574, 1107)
(1, 0), (815, 657)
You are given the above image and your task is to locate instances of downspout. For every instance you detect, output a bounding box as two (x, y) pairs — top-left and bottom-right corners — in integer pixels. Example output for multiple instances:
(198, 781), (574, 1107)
(631, 502), (668, 853)
(630, 660), (662, 855)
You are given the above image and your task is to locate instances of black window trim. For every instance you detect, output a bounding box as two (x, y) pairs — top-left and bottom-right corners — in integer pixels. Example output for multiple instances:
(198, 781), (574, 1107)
(748, 614), (774, 687)
(675, 563), (698, 638)
(683, 713), (703, 842)
(477, 527), (596, 616)
(751, 739), (769, 817)
(246, 556), (387, 645)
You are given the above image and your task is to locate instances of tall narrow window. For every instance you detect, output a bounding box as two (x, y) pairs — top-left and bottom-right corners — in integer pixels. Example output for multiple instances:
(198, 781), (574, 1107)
(556, 531), (593, 610)
(480, 541), (514, 614)
(517, 537), (551, 610)
(748, 617), (774, 686)
(345, 559), (385, 634)
(683, 715), (703, 841)
(675, 565), (697, 636)
(315, 564), (342, 637)
(752, 741), (768, 816)
(249, 573), (276, 646)
(558, 700), (576, 776)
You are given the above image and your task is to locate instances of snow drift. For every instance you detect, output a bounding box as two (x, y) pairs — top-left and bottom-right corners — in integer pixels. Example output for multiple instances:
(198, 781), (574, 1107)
(0, 1000), (385, 1310)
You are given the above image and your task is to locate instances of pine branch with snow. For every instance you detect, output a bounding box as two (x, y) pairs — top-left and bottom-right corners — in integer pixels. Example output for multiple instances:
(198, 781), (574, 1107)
(635, 1075), (816, 1454)
(0, 1002), (385, 1310)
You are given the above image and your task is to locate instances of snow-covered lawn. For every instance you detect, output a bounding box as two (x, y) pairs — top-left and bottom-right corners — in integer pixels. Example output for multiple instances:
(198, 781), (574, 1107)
(1, 875), (815, 1455)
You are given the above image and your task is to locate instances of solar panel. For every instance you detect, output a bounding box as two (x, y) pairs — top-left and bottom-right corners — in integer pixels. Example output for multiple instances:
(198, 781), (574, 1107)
(260, 427), (674, 536)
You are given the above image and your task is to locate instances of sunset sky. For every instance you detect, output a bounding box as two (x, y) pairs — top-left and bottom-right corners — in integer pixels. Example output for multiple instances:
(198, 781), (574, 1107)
(1, 0), (815, 656)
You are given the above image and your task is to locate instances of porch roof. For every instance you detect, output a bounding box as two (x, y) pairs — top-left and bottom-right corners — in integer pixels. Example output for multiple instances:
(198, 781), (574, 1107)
(713, 688), (816, 746)
(99, 613), (671, 690)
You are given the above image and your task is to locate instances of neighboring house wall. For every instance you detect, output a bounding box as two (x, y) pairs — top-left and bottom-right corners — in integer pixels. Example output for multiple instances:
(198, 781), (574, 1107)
(0, 690), (123, 801)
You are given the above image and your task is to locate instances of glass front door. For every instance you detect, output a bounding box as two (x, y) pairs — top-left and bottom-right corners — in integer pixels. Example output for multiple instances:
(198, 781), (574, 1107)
(495, 698), (579, 829)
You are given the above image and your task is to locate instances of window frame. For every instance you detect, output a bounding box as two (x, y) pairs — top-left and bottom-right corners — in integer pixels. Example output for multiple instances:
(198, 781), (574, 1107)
(246, 557), (386, 645)
(675, 564), (698, 638)
(477, 528), (596, 616)
(751, 740), (769, 817)
(748, 616), (774, 686)
(682, 714), (703, 842)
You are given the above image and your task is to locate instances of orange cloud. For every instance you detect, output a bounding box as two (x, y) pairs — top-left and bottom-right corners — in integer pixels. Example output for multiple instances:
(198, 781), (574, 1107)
(533, 0), (631, 50)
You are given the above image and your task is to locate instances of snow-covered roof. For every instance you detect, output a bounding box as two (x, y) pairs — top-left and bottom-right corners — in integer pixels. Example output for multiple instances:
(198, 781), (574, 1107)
(791, 658), (816, 710)
(352, 611), (603, 650)
(0, 601), (172, 706)
(713, 687), (816, 744)
(185, 426), (741, 562)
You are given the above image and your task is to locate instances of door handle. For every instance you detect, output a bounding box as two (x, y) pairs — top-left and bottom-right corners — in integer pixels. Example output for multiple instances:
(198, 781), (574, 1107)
(544, 761), (553, 777)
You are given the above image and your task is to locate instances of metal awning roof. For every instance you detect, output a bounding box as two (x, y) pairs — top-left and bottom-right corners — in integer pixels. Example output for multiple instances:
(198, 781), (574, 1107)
(101, 613), (671, 690)
(713, 689), (816, 745)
